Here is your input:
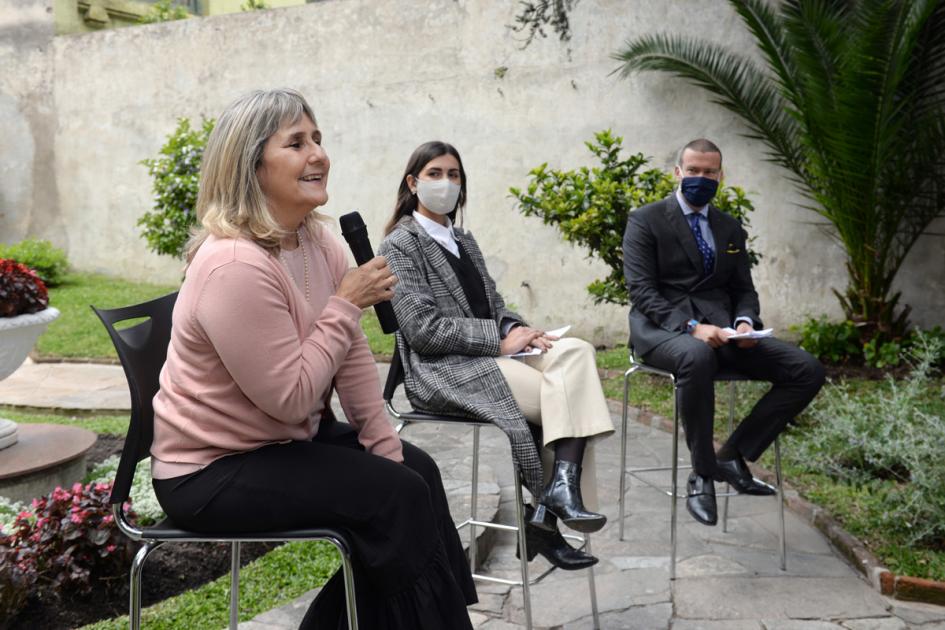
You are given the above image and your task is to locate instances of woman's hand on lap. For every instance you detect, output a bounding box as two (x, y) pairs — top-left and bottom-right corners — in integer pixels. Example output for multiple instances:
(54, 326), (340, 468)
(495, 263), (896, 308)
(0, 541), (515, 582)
(499, 326), (549, 355)
(336, 256), (398, 309)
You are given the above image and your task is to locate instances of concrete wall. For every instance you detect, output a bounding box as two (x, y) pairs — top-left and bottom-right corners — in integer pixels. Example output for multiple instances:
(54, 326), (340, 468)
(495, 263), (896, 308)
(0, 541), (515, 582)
(4, 0), (944, 342)
(0, 0), (62, 247)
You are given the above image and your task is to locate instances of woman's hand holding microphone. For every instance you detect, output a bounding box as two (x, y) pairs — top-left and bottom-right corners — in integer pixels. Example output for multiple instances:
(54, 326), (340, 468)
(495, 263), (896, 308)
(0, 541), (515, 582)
(336, 256), (398, 309)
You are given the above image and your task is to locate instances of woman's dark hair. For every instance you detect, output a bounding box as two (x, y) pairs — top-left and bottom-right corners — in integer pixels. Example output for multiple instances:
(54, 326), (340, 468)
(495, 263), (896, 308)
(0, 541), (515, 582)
(384, 141), (467, 235)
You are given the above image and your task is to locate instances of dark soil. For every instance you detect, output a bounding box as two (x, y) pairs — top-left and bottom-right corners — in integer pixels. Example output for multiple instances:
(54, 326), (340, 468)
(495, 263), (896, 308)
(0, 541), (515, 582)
(822, 362), (911, 381)
(6, 436), (281, 630)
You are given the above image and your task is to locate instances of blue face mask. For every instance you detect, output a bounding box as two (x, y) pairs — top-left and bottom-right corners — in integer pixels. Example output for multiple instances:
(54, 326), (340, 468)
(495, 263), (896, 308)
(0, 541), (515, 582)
(680, 176), (719, 207)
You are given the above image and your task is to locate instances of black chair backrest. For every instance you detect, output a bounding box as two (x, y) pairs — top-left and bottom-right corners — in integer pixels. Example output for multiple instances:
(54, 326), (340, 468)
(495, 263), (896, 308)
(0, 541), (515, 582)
(382, 346), (405, 403)
(92, 291), (178, 505)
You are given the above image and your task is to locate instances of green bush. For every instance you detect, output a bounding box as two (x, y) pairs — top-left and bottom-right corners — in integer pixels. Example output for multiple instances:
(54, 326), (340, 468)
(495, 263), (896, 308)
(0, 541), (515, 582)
(0, 239), (69, 287)
(138, 0), (190, 23)
(793, 316), (862, 364)
(789, 332), (945, 545)
(794, 316), (945, 368)
(139, 117), (214, 258)
(510, 130), (759, 306)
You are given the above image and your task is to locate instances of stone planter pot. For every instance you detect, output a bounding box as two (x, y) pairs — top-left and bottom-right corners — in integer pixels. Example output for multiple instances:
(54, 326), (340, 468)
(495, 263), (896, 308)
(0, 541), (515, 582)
(0, 307), (60, 449)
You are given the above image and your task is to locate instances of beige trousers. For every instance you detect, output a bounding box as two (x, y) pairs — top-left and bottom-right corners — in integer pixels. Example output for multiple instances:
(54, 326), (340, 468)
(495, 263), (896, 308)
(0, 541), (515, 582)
(496, 337), (615, 510)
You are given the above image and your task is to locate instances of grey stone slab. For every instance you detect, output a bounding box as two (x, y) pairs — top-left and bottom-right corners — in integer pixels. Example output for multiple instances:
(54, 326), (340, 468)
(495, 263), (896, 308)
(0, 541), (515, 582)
(671, 621), (762, 629)
(674, 577), (889, 620)
(507, 568), (670, 627)
(480, 620), (525, 630)
(610, 555), (672, 571)
(888, 602), (945, 625)
(470, 592), (507, 616)
(0, 358), (130, 410)
(762, 621), (845, 629)
(468, 611), (491, 627)
(698, 542), (855, 579)
(564, 602), (673, 629)
(675, 553), (750, 578)
(841, 618), (907, 630)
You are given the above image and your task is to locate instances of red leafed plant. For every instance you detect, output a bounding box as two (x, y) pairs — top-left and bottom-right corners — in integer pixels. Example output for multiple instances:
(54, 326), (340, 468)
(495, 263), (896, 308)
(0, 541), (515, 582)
(0, 258), (49, 317)
(1, 482), (134, 608)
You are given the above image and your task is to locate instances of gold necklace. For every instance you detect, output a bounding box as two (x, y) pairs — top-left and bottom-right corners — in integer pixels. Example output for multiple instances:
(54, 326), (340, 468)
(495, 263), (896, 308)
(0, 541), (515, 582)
(280, 228), (310, 301)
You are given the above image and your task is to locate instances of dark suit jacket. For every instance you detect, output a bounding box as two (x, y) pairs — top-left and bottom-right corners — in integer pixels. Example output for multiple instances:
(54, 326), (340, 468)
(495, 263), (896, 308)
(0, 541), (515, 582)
(622, 194), (762, 356)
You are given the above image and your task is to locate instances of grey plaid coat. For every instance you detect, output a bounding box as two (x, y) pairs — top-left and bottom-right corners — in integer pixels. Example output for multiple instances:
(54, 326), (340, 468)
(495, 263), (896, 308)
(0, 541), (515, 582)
(379, 216), (545, 496)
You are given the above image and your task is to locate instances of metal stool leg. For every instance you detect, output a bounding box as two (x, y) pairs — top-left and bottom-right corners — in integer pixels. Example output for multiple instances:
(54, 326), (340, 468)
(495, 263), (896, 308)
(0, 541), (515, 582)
(129, 540), (163, 630)
(585, 535), (600, 629)
(776, 437), (786, 570)
(722, 381), (737, 533)
(470, 425), (480, 572)
(229, 541), (240, 629)
(619, 366), (635, 541)
(513, 472), (533, 630)
(669, 376), (679, 581)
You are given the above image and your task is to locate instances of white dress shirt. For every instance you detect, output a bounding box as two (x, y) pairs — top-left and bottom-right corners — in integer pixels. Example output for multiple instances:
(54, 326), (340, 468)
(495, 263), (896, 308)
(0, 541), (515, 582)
(412, 211), (459, 257)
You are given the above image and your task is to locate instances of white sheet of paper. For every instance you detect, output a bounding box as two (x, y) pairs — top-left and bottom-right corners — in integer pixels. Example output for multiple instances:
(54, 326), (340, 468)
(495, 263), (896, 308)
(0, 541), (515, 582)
(722, 327), (774, 340)
(505, 325), (571, 358)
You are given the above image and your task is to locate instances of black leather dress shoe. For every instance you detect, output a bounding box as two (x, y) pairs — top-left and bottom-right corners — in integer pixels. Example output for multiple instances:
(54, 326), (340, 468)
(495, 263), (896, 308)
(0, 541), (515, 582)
(517, 506), (598, 571)
(686, 473), (718, 526)
(714, 457), (776, 495)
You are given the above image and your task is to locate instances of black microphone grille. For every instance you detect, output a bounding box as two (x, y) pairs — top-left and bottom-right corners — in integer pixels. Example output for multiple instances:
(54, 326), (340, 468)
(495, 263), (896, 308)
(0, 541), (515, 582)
(339, 211), (365, 235)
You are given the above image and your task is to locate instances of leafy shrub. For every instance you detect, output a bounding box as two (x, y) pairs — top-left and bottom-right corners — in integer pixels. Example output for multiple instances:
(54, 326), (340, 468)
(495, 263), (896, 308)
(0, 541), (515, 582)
(0, 537), (35, 622)
(510, 130), (759, 306)
(0, 259), (49, 317)
(0, 239), (69, 287)
(794, 316), (944, 368)
(793, 316), (862, 364)
(3, 482), (133, 594)
(138, 0), (190, 23)
(139, 117), (214, 258)
(789, 333), (945, 545)
(87, 456), (165, 526)
(0, 496), (26, 535)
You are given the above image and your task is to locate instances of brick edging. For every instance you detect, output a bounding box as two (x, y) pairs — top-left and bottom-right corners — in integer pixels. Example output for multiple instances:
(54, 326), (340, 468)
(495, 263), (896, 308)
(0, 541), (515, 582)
(605, 395), (945, 607)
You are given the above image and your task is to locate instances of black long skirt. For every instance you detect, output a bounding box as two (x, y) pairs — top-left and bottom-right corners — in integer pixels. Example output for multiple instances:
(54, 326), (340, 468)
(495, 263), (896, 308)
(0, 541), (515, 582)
(153, 422), (477, 629)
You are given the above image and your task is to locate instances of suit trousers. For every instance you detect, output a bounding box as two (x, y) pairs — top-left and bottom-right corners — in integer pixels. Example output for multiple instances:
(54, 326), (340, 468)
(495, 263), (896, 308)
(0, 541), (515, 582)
(642, 335), (825, 477)
(496, 337), (615, 509)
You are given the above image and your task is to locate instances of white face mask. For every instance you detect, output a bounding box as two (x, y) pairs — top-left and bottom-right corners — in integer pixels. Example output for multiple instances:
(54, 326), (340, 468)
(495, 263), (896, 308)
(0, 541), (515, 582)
(415, 178), (461, 215)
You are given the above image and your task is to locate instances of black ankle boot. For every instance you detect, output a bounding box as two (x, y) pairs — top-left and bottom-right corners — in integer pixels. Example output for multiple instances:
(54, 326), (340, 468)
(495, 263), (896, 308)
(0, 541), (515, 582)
(530, 461), (606, 533)
(516, 505), (598, 571)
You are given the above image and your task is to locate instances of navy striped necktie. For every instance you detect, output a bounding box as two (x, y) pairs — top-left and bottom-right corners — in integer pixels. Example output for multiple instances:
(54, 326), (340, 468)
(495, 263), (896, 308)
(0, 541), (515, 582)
(687, 213), (715, 276)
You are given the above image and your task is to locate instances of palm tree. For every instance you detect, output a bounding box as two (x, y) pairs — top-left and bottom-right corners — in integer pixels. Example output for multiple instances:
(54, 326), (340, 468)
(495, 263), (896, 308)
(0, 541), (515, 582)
(614, 0), (945, 340)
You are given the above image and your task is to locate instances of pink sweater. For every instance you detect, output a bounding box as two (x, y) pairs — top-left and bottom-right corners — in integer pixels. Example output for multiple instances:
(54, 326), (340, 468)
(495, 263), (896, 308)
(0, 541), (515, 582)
(151, 226), (403, 479)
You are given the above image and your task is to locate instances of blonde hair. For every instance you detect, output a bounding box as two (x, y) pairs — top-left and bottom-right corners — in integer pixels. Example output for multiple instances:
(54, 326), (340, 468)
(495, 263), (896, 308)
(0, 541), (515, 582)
(186, 88), (327, 262)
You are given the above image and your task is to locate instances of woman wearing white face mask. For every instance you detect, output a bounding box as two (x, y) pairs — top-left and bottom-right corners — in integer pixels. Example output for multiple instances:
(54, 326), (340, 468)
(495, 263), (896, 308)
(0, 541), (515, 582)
(380, 141), (614, 571)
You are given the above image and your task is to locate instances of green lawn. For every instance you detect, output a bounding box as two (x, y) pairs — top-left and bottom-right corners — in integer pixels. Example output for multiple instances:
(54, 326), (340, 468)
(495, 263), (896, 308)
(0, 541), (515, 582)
(0, 406), (129, 435)
(79, 540), (340, 630)
(39, 272), (180, 360)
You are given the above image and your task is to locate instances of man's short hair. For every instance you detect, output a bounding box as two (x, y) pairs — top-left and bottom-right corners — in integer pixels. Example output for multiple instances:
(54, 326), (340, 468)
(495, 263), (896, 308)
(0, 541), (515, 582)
(677, 138), (723, 167)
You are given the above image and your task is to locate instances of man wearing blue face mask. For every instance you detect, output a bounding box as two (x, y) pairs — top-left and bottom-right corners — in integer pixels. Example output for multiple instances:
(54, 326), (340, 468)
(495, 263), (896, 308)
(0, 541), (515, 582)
(622, 138), (825, 527)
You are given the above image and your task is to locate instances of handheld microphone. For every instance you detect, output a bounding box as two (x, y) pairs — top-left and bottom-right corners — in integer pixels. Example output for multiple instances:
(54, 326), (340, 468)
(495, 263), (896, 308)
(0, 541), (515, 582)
(339, 211), (399, 334)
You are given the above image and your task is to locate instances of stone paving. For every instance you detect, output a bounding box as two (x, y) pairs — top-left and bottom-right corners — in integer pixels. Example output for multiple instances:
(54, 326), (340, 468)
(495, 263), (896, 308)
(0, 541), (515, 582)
(3, 359), (945, 629)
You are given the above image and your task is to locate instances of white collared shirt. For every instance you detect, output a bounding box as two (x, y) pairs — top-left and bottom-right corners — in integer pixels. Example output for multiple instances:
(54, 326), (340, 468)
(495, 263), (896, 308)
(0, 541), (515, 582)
(413, 211), (460, 258)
